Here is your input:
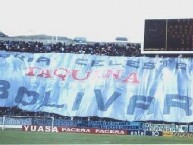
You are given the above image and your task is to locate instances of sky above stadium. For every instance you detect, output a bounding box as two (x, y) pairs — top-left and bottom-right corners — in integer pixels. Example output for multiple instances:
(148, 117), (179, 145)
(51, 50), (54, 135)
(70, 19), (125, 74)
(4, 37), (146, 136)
(1, 0), (193, 42)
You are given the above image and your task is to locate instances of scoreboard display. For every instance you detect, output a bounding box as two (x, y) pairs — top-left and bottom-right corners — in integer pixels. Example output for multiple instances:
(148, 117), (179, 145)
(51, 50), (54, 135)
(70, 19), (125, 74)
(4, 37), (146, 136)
(143, 18), (193, 53)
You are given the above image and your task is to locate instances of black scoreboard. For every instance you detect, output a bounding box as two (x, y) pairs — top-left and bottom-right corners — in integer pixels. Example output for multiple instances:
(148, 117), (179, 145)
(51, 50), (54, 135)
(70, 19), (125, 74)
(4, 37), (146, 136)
(143, 18), (193, 53)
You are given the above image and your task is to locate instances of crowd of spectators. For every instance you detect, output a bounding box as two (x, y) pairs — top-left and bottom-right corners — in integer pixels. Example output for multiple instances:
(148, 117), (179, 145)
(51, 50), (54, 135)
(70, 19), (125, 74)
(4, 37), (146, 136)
(0, 40), (141, 56)
(1, 40), (191, 57)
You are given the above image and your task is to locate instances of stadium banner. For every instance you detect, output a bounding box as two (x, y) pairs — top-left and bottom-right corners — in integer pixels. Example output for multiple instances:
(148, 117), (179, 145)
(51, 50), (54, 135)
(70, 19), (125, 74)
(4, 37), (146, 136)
(162, 131), (173, 137)
(173, 132), (193, 138)
(22, 125), (127, 135)
(145, 131), (163, 136)
(142, 123), (188, 132)
(127, 130), (145, 136)
(32, 118), (142, 130)
(1, 51), (193, 122)
(0, 117), (32, 125)
(188, 125), (193, 132)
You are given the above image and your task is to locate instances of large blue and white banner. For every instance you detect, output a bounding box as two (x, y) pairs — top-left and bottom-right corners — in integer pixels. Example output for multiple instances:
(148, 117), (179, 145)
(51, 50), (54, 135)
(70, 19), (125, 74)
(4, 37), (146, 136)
(0, 51), (193, 122)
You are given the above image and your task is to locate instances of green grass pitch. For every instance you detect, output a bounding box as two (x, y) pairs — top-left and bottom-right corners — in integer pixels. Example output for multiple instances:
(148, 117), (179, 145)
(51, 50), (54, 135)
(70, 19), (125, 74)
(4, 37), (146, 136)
(0, 129), (193, 144)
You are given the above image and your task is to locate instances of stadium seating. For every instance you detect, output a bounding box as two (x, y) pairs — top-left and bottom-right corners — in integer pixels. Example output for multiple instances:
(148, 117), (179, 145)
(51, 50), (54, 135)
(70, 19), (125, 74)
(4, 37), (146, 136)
(0, 40), (141, 56)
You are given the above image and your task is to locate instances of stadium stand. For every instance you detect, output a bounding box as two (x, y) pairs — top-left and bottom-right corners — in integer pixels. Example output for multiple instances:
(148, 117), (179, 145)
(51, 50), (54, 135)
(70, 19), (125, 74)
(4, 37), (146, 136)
(0, 40), (141, 56)
(0, 38), (192, 132)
